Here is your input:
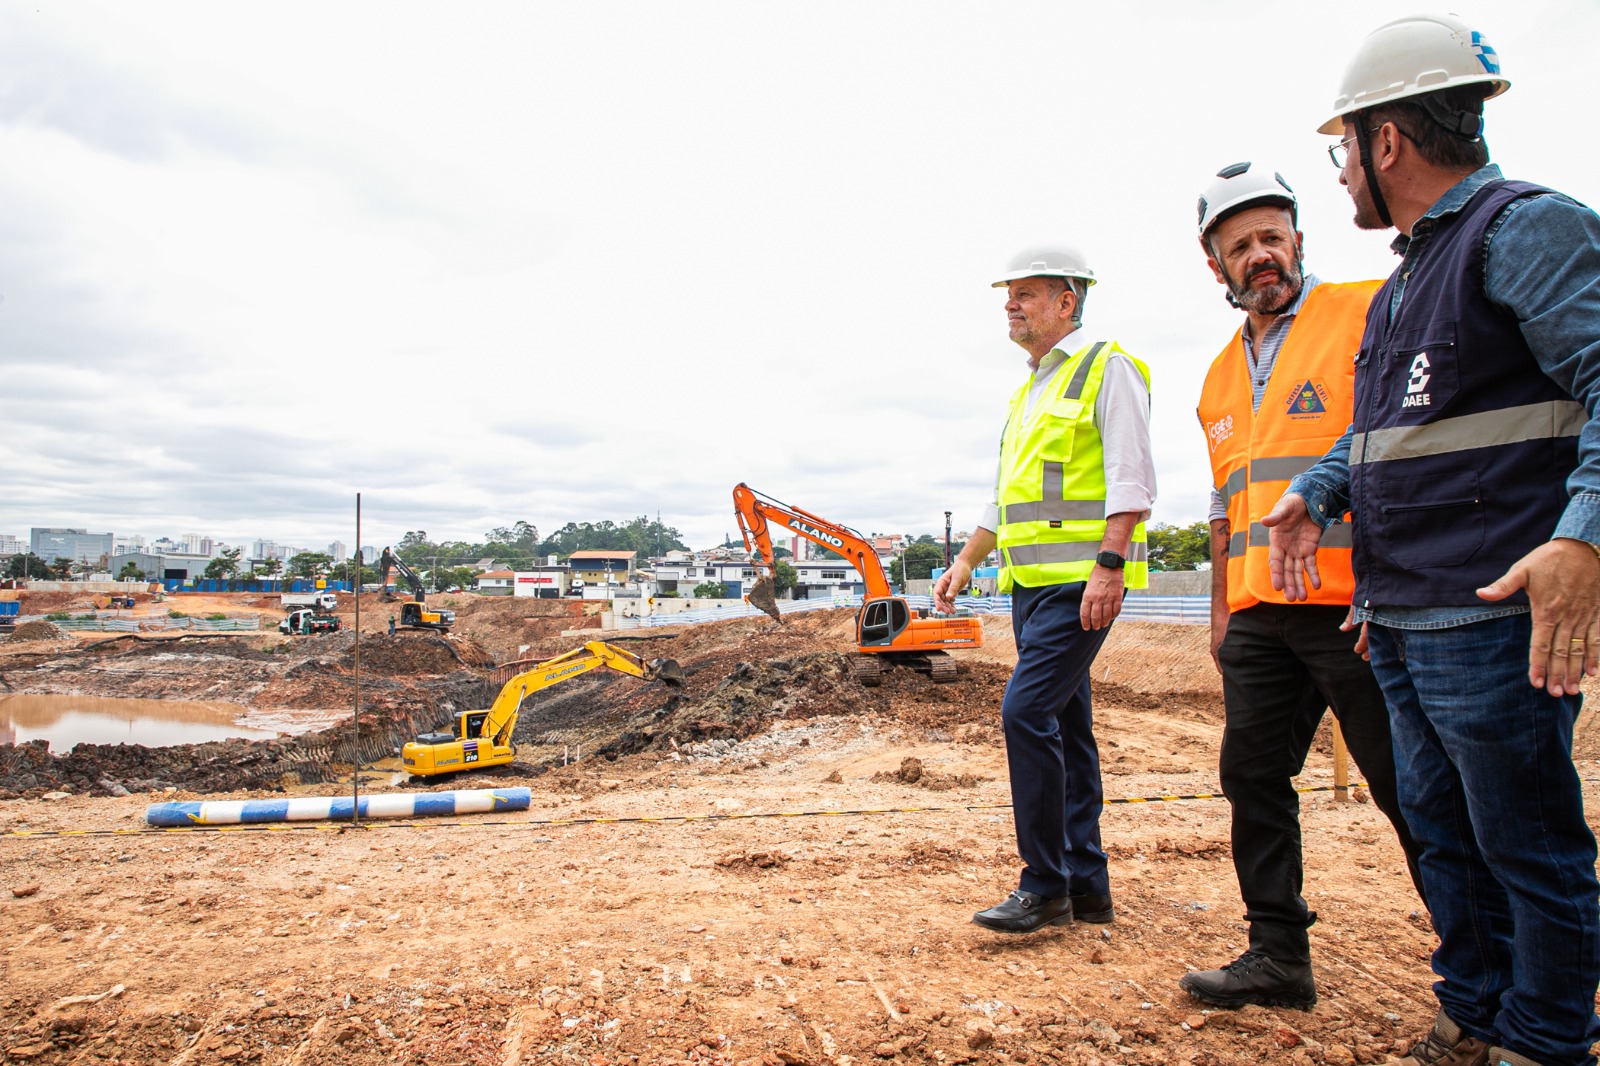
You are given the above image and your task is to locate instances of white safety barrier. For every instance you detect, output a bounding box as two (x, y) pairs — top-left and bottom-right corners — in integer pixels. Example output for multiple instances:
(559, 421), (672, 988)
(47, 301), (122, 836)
(614, 593), (1209, 630)
(19, 615), (261, 633)
(146, 787), (533, 826)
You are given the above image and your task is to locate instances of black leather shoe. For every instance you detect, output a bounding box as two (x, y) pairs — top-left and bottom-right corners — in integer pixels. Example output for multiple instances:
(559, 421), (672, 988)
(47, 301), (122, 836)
(972, 890), (1073, 933)
(1071, 893), (1114, 923)
(1178, 951), (1316, 1009)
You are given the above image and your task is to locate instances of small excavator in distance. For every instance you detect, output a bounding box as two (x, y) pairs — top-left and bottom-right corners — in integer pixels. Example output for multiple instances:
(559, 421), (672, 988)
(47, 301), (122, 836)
(732, 482), (983, 685)
(376, 547), (456, 631)
(401, 640), (684, 777)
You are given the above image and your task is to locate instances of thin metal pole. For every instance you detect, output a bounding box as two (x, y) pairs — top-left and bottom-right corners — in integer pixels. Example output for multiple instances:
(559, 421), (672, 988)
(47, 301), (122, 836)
(352, 493), (361, 826)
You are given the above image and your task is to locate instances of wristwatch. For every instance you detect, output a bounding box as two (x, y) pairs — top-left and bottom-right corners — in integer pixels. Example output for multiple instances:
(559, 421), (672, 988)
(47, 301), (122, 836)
(1095, 550), (1126, 570)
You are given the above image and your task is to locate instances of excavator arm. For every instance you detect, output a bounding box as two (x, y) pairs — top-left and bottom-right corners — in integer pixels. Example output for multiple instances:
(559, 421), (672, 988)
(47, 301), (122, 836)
(733, 482), (894, 621)
(377, 547), (427, 603)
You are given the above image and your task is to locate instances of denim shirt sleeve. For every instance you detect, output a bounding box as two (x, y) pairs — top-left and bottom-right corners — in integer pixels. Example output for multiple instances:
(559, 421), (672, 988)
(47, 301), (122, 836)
(1285, 424), (1354, 531)
(1483, 192), (1600, 545)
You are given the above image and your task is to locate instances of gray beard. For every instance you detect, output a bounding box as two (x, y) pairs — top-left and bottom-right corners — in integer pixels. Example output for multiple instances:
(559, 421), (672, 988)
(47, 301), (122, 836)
(1231, 260), (1304, 315)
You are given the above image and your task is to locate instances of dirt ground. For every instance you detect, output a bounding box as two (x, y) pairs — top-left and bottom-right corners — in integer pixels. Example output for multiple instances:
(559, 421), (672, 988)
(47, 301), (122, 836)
(2, 592), (1599, 1065)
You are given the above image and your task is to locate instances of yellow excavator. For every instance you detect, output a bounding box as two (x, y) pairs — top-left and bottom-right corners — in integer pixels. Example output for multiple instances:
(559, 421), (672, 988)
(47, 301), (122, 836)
(400, 640), (684, 777)
(377, 547), (455, 631)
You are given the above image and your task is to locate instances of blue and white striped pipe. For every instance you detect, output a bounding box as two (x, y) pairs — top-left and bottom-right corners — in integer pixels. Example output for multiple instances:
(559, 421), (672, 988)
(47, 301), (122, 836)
(145, 787), (531, 826)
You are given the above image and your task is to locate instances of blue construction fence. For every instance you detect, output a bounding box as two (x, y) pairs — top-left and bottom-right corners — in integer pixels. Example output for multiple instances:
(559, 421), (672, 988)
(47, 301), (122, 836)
(159, 579), (352, 594)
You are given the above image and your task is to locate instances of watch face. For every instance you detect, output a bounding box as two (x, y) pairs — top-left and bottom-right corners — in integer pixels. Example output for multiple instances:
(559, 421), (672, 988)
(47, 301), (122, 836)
(1096, 551), (1125, 569)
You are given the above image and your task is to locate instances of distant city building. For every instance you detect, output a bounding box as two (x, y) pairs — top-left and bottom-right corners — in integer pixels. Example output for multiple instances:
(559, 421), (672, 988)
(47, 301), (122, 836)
(328, 541), (347, 564)
(30, 528), (114, 566)
(0, 534), (23, 556)
(151, 536), (181, 555)
(119, 551), (211, 582)
(566, 550), (638, 586)
(361, 546), (376, 564)
(251, 540), (296, 562)
(180, 533), (213, 556)
(113, 534), (146, 556)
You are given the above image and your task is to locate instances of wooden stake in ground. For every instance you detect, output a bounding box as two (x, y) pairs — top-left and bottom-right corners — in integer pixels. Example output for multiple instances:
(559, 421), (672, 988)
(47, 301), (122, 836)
(1332, 719), (1349, 801)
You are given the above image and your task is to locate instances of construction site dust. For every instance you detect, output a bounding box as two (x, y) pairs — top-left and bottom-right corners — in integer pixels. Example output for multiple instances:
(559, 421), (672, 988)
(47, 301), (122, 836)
(3, 589), (1600, 1064)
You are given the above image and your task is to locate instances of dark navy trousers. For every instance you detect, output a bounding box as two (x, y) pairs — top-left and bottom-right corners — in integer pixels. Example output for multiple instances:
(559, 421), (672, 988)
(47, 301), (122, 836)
(1002, 580), (1112, 899)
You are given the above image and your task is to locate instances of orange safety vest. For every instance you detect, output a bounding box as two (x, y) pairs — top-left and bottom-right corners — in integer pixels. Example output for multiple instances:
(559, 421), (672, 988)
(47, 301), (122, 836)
(1196, 281), (1377, 612)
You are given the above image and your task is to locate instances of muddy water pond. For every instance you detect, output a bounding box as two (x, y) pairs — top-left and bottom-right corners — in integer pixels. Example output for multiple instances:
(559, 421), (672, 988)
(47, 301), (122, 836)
(0, 694), (346, 750)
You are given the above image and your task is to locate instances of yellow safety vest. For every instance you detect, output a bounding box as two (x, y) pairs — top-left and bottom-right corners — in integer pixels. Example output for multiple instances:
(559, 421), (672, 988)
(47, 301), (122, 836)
(995, 340), (1150, 593)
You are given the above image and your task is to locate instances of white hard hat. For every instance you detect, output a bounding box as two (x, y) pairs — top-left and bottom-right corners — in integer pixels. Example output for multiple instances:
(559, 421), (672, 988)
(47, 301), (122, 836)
(1197, 162), (1297, 239)
(1317, 13), (1509, 135)
(992, 247), (1097, 289)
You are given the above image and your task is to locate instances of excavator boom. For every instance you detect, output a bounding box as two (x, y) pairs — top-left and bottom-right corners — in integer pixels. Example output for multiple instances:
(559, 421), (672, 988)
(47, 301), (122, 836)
(731, 482), (982, 684)
(733, 483), (894, 622)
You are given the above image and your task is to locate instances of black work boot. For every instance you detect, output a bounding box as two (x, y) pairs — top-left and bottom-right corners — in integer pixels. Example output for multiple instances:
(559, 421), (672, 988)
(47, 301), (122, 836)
(1178, 951), (1316, 1009)
(971, 890), (1073, 933)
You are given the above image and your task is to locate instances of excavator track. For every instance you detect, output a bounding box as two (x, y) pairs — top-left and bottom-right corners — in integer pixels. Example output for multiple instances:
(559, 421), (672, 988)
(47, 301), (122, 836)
(926, 652), (958, 683)
(851, 654), (884, 687)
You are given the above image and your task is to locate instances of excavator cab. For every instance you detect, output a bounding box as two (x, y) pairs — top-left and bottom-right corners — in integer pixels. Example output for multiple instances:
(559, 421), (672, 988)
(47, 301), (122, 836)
(400, 601), (456, 631)
(858, 597), (912, 647)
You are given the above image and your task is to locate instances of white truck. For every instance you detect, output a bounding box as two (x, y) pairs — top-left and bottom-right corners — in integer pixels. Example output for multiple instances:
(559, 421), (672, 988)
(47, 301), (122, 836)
(281, 591), (339, 612)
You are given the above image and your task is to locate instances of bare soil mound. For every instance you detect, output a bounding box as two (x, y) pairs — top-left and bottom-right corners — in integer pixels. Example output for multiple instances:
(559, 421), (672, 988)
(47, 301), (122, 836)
(7, 620), (66, 642)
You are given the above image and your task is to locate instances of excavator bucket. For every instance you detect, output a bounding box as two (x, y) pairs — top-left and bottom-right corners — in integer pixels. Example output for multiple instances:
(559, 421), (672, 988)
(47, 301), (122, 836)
(746, 575), (782, 623)
(648, 658), (685, 686)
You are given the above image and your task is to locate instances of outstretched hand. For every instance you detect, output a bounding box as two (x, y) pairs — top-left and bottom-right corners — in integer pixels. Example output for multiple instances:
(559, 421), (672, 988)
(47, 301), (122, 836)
(1478, 538), (1600, 697)
(1262, 493), (1324, 602)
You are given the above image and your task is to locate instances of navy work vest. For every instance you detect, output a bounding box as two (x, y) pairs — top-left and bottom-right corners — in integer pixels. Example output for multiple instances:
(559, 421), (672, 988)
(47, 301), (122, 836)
(1349, 179), (1585, 607)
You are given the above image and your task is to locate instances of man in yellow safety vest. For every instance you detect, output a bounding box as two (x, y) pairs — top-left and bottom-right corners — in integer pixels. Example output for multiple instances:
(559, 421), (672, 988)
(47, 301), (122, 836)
(934, 247), (1155, 935)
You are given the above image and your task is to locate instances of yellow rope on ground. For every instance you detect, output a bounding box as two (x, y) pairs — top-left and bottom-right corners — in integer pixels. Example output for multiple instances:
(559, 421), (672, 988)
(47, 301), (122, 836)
(0, 782), (1368, 840)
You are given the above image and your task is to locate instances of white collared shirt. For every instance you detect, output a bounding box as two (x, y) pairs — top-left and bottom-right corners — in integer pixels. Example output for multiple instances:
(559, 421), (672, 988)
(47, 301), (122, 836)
(976, 330), (1157, 534)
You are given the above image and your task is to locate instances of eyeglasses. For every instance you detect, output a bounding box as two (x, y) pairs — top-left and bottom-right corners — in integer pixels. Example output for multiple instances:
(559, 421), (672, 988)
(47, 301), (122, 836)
(1327, 135), (1359, 169)
(1328, 125), (1416, 168)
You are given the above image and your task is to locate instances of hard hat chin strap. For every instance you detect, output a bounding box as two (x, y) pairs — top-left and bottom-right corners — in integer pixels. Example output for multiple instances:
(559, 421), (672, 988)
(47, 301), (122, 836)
(1356, 114), (1394, 230)
(1417, 94), (1483, 140)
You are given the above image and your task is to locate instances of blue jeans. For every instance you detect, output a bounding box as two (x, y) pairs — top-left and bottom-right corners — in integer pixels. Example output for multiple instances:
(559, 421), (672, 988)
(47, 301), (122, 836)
(1002, 581), (1111, 899)
(1366, 616), (1600, 1066)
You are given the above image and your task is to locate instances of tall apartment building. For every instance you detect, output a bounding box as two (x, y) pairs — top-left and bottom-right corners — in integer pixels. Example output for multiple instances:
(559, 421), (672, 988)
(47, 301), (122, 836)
(328, 541), (347, 564)
(0, 534), (24, 556)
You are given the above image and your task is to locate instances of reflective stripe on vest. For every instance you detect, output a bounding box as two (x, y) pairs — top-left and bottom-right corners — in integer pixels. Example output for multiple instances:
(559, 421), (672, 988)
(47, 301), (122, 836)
(995, 339), (1150, 592)
(1351, 399), (1586, 464)
(1197, 282), (1376, 611)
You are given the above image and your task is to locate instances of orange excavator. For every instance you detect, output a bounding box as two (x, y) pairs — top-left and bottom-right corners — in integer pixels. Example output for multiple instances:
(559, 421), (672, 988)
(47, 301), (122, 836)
(733, 482), (983, 685)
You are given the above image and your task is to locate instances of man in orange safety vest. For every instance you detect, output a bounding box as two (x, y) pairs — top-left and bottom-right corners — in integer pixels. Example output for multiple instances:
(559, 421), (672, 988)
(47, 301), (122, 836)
(1180, 162), (1424, 1011)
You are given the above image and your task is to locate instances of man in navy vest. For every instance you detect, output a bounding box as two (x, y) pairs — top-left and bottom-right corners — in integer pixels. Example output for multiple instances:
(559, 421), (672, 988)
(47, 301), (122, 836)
(1264, 15), (1600, 1066)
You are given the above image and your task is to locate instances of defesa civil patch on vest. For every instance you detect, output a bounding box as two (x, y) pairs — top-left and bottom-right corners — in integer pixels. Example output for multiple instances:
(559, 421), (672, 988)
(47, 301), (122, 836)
(1285, 379), (1331, 420)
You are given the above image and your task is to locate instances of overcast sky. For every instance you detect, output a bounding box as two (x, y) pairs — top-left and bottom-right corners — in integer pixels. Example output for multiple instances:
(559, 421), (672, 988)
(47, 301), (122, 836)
(2, 1), (1594, 554)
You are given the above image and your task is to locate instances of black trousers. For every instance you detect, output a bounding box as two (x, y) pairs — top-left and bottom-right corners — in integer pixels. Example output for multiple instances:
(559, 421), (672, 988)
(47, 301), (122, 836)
(1216, 602), (1425, 963)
